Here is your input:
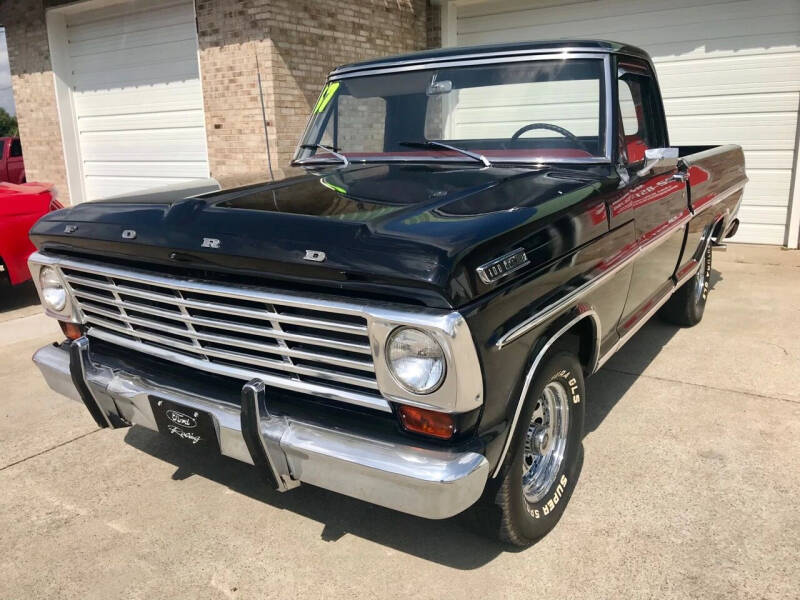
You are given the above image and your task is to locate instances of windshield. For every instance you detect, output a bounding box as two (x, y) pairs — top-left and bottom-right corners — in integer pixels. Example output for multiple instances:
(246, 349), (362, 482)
(294, 58), (608, 165)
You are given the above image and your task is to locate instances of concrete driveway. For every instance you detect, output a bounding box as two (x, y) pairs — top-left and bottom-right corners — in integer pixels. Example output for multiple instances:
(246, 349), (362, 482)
(1, 245), (798, 599)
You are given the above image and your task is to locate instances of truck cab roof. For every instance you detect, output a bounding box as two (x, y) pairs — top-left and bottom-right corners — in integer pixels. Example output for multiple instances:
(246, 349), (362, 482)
(332, 39), (651, 78)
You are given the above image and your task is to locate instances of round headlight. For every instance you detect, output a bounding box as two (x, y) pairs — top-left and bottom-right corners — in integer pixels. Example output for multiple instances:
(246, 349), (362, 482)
(386, 327), (446, 394)
(39, 266), (67, 312)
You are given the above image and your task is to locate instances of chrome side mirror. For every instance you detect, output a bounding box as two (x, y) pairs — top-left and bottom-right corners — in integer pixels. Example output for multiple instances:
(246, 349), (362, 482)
(637, 147), (679, 177)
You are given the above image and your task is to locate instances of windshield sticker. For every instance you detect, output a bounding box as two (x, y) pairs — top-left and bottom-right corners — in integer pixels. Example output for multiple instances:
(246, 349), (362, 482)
(314, 82), (340, 113)
(320, 178), (346, 194)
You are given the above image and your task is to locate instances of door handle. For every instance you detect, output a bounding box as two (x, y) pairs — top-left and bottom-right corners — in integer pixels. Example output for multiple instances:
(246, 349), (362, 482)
(671, 171), (689, 182)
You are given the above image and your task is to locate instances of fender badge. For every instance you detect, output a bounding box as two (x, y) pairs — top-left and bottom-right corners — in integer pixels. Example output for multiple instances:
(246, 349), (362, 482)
(303, 250), (326, 262)
(476, 248), (529, 284)
(121, 229), (137, 239)
(64, 224), (78, 233)
(201, 237), (221, 249)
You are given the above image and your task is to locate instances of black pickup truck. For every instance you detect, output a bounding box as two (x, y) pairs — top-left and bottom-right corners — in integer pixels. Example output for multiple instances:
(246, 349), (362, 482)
(29, 40), (746, 545)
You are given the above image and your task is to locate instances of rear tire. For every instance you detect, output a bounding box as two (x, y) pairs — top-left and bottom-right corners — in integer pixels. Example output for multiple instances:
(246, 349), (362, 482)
(660, 242), (712, 327)
(472, 351), (585, 547)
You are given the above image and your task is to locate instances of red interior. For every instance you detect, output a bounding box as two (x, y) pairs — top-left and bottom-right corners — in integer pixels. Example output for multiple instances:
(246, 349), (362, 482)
(624, 136), (648, 163)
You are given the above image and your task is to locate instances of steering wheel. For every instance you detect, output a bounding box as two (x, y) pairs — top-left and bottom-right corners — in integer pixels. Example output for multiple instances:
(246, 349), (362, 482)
(509, 123), (590, 153)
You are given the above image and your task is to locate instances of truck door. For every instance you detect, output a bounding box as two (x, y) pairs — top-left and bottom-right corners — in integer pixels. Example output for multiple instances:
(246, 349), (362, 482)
(609, 60), (688, 339)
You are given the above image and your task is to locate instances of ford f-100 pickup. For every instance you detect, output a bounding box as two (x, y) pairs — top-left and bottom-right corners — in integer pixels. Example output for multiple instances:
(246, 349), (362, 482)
(28, 40), (745, 545)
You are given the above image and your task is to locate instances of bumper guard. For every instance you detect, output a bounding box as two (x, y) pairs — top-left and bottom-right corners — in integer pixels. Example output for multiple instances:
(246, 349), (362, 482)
(33, 338), (489, 519)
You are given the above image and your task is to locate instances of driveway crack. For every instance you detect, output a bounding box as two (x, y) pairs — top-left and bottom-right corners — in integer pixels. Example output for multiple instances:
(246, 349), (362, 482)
(0, 429), (101, 472)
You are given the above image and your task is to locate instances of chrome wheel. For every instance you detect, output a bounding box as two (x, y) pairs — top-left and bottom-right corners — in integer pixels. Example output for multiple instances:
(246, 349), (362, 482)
(521, 380), (569, 504)
(693, 257), (707, 301)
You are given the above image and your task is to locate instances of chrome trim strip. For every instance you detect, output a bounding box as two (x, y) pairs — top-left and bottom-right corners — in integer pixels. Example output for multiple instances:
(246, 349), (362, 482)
(62, 273), (368, 335)
(596, 281), (682, 371)
(33, 342), (490, 520)
(70, 288), (371, 354)
(331, 46), (647, 78)
(595, 227), (718, 371)
(495, 181), (746, 350)
(331, 51), (604, 80)
(85, 318), (379, 389)
(327, 53), (614, 165)
(87, 328), (390, 412)
(492, 310), (599, 478)
(496, 246), (636, 350)
(81, 306), (374, 372)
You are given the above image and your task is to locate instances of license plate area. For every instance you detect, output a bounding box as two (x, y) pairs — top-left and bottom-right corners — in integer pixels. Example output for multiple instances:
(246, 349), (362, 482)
(149, 397), (219, 452)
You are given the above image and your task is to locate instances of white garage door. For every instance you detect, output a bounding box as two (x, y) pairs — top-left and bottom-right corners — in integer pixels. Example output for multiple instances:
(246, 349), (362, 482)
(63, 0), (209, 201)
(454, 0), (800, 245)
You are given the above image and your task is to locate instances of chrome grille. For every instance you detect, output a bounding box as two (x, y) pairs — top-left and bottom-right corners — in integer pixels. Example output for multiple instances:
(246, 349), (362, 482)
(57, 261), (390, 412)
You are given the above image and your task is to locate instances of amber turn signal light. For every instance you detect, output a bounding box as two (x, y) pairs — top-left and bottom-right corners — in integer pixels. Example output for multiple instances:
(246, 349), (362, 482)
(59, 321), (83, 340)
(397, 405), (455, 440)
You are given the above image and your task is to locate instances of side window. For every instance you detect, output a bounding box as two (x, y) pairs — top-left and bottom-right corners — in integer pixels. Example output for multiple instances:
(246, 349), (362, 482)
(617, 70), (664, 164)
(10, 139), (22, 157)
(0, 140), (4, 158)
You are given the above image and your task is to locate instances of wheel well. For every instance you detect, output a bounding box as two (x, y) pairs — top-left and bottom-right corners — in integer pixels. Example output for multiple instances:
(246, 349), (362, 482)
(551, 315), (597, 373)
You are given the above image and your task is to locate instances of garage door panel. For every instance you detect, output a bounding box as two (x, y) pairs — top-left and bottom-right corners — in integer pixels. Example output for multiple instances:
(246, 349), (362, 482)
(742, 170), (795, 205)
(73, 62), (200, 94)
(734, 223), (787, 244)
(668, 113), (797, 151)
(67, 2), (192, 41)
(85, 175), (205, 200)
(73, 81), (204, 117)
(664, 92), (798, 116)
(656, 63), (800, 97)
(79, 131), (209, 162)
(455, 0), (800, 245)
(70, 39), (200, 76)
(77, 109), (205, 133)
(82, 161), (211, 179)
(68, 22), (195, 57)
(738, 174), (793, 207)
(460, 13), (799, 49)
(743, 150), (795, 171)
(737, 205), (788, 225)
(64, 0), (209, 201)
(458, 0), (787, 33)
(643, 34), (800, 62)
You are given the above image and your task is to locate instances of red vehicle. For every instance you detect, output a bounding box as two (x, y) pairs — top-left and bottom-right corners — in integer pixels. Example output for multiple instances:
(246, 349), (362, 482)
(0, 182), (62, 285)
(0, 137), (26, 184)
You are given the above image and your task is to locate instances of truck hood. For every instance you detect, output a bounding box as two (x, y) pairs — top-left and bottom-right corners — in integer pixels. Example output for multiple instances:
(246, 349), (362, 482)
(30, 163), (609, 308)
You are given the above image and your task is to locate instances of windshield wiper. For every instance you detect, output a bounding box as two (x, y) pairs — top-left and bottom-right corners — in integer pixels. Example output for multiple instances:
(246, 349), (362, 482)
(298, 144), (349, 166)
(398, 140), (491, 167)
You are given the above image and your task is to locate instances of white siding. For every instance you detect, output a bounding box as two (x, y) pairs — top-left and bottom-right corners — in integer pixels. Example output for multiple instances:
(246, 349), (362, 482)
(62, 0), (209, 201)
(455, 0), (800, 245)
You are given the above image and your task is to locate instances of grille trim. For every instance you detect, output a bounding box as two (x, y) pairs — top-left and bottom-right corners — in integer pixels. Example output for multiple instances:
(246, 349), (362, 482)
(54, 259), (391, 413)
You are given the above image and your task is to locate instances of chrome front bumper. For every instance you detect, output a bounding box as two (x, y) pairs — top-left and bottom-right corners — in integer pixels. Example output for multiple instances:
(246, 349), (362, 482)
(33, 340), (489, 519)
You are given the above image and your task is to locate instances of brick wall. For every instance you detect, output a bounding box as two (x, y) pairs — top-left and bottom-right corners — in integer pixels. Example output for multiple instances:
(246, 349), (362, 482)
(0, 0), (70, 203)
(427, 0), (442, 48)
(197, 0), (430, 185)
(1, 0), (437, 203)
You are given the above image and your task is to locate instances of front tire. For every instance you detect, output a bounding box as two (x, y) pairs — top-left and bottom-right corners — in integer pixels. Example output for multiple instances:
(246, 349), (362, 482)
(476, 351), (585, 546)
